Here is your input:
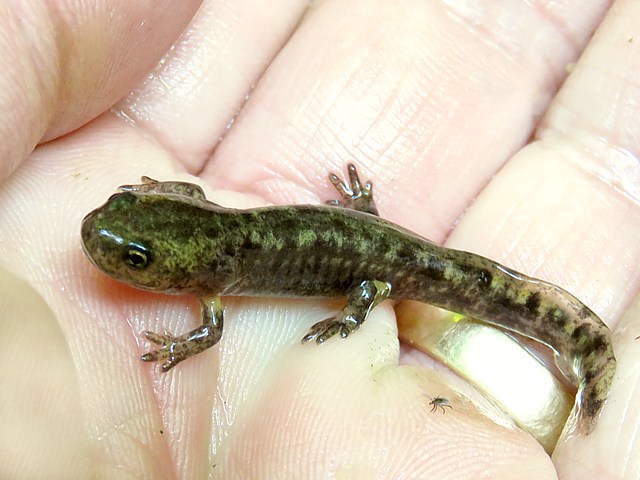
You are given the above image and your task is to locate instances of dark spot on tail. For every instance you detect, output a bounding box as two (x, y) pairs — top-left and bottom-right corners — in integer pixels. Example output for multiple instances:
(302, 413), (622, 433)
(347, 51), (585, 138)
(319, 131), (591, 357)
(571, 324), (588, 342)
(525, 291), (541, 313)
(593, 334), (609, 352)
(496, 293), (517, 310)
(545, 307), (567, 328)
(583, 368), (597, 383)
(579, 333), (609, 357)
(425, 257), (445, 281)
(585, 395), (604, 418)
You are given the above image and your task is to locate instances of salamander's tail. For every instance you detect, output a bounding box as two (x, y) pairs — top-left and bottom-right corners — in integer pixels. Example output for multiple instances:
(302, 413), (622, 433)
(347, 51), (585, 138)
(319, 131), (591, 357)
(569, 341), (616, 435)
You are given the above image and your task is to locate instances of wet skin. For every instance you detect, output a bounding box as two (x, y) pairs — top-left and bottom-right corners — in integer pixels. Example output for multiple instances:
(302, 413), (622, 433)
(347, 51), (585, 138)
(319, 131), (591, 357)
(80, 164), (615, 435)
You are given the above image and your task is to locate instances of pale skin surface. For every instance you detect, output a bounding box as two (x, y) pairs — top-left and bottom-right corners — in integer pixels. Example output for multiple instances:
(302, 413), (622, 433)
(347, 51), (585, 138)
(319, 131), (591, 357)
(1, 0), (640, 479)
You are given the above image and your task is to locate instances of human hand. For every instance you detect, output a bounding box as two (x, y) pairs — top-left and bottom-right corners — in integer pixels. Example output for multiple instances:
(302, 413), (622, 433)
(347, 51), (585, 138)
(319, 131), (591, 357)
(1, 1), (638, 479)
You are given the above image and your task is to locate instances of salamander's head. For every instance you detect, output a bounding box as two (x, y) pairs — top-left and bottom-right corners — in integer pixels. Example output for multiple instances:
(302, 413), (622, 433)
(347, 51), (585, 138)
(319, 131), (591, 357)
(81, 192), (217, 294)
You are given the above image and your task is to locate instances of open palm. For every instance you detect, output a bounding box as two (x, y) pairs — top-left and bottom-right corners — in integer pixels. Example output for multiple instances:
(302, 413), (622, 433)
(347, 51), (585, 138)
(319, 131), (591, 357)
(1, 1), (638, 479)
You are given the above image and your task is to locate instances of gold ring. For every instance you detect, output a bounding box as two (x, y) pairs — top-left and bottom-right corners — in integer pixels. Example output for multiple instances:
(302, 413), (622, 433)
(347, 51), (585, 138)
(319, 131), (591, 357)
(396, 300), (573, 453)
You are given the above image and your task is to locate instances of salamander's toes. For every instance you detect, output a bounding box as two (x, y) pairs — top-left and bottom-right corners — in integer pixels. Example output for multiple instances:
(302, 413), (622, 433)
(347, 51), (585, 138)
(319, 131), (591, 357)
(141, 330), (187, 371)
(301, 316), (359, 344)
(325, 163), (378, 215)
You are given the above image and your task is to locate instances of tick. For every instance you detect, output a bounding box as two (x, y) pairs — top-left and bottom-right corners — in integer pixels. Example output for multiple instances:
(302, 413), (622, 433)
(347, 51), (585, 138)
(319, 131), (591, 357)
(429, 396), (452, 414)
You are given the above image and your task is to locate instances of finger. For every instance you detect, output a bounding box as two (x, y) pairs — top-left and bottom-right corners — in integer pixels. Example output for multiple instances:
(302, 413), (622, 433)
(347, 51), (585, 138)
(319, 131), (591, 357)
(204, 0), (609, 239)
(0, 0), (201, 181)
(506, 0), (640, 475)
(0, 123), (216, 478)
(115, 0), (311, 172)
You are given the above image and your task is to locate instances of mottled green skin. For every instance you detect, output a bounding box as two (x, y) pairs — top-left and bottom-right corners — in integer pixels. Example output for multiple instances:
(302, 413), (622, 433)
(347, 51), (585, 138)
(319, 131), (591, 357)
(81, 170), (615, 436)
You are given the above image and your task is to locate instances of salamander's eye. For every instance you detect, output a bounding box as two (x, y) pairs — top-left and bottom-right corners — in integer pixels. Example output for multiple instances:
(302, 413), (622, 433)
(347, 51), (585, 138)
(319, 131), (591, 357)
(124, 244), (151, 269)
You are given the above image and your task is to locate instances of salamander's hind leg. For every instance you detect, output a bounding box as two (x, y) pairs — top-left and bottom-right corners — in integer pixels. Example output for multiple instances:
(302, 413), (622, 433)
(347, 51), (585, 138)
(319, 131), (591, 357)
(119, 176), (207, 199)
(326, 163), (379, 216)
(302, 280), (391, 344)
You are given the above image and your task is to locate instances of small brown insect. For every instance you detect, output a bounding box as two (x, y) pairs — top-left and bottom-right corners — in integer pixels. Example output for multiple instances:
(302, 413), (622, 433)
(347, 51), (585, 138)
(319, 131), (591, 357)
(429, 396), (452, 414)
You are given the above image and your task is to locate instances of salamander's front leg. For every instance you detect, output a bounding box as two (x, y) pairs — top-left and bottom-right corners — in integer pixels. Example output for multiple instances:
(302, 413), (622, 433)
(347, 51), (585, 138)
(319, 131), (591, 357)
(141, 296), (224, 371)
(119, 176), (207, 199)
(326, 163), (379, 216)
(302, 280), (391, 344)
